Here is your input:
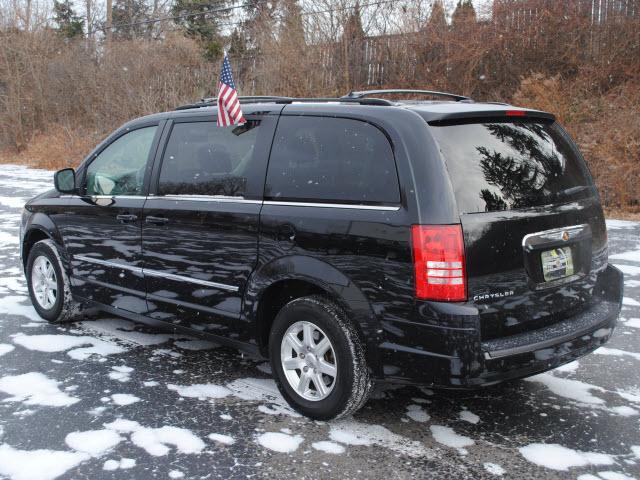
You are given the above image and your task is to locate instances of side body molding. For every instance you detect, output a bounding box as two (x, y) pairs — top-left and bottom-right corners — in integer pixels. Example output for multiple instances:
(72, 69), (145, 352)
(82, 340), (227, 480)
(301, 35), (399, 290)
(242, 255), (384, 376)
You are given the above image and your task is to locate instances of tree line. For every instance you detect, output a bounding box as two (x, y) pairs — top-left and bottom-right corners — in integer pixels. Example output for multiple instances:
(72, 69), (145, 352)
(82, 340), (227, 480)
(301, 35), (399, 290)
(0, 0), (638, 211)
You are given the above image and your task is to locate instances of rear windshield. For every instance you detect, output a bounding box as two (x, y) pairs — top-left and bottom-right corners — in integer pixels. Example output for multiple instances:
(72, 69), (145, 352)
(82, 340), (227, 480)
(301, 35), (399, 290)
(429, 120), (594, 214)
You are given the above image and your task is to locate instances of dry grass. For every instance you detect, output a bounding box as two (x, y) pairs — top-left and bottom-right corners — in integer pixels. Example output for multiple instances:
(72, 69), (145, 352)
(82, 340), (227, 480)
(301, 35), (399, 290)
(0, 125), (99, 170)
(0, 3), (638, 211)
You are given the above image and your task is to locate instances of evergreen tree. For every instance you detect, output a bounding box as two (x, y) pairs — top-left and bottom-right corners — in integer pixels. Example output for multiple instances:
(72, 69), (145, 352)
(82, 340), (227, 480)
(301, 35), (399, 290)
(343, 2), (365, 43)
(279, 0), (305, 46)
(426, 0), (447, 32)
(111, 0), (150, 39)
(341, 2), (366, 88)
(228, 28), (247, 58)
(53, 0), (84, 38)
(172, 0), (229, 60)
(452, 0), (476, 27)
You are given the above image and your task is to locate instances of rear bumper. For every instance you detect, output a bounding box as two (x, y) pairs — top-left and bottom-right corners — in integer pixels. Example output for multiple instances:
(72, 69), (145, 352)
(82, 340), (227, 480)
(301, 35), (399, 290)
(380, 264), (623, 387)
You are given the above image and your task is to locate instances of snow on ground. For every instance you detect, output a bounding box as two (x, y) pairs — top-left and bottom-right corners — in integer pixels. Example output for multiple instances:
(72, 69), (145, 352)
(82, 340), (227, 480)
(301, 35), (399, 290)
(255, 431), (304, 453)
(329, 420), (430, 458)
(0, 372), (80, 407)
(311, 440), (345, 454)
(518, 443), (615, 471)
(483, 463), (506, 476)
(65, 429), (123, 457)
(429, 425), (475, 455)
(207, 433), (235, 445)
(11, 332), (127, 359)
(0, 444), (90, 480)
(0, 165), (639, 479)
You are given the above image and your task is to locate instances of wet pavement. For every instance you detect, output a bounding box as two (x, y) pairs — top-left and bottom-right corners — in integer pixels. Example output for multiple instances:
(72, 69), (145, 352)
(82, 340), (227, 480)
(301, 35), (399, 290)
(0, 164), (638, 480)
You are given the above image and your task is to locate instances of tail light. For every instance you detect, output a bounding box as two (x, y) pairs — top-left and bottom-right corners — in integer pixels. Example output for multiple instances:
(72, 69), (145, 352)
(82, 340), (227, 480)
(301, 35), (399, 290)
(411, 225), (467, 302)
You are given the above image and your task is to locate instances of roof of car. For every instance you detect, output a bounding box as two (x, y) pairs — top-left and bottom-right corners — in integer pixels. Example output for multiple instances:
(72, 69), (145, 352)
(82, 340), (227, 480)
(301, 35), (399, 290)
(124, 97), (555, 129)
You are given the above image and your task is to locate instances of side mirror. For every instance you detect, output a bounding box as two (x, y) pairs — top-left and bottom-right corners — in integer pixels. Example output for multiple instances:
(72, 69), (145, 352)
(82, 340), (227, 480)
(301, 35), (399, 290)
(54, 168), (76, 194)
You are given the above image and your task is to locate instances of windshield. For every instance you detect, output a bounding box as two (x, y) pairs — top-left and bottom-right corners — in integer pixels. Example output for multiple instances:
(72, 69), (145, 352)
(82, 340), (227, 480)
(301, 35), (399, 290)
(429, 119), (594, 214)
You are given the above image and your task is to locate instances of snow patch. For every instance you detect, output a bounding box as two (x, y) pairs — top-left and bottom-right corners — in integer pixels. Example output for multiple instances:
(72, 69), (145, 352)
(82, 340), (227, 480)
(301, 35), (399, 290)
(167, 383), (231, 400)
(430, 425), (474, 455)
(256, 432), (303, 453)
(208, 433), (235, 445)
(519, 443), (615, 471)
(483, 462), (505, 476)
(596, 472), (636, 480)
(109, 365), (134, 382)
(406, 404), (430, 422)
(0, 372), (80, 407)
(0, 196), (26, 209)
(65, 429), (122, 457)
(103, 458), (135, 471)
(555, 360), (580, 373)
(0, 444), (89, 480)
(526, 373), (606, 404)
(609, 250), (640, 262)
(111, 393), (141, 406)
(330, 420), (429, 457)
(0, 343), (14, 356)
(312, 441), (345, 454)
(12, 333), (126, 360)
(606, 219), (638, 230)
(459, 409), (480, 424)
(226, 377), (300, 417)
(594, 347), (640, 361)
(614, 264), (640, 276)
(103, 419), (205, 456)
(624, 318), (640, 329)
(622, 297), (640, 307)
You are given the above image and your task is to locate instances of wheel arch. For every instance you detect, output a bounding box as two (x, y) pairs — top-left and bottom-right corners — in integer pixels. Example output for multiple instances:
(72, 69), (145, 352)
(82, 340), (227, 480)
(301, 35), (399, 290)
(22, 214), (67, 270)
(243, 255), (384, 377)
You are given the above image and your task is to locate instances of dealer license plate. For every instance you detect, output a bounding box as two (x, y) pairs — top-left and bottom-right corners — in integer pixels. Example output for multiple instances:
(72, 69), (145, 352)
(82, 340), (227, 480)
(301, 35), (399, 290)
(541, 247), (574, 282)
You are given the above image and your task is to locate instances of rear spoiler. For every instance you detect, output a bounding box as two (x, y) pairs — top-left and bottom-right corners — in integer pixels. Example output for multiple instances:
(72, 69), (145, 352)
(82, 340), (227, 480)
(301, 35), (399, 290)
(425, 109), (556, 124)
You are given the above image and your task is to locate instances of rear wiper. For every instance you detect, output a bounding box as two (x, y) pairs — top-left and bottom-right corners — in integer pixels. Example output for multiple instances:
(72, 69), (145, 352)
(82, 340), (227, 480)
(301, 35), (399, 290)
(553, 185), (592, 200)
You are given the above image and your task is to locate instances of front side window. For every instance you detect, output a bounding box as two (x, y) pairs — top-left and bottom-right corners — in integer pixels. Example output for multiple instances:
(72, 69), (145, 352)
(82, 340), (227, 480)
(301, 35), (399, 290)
(86, 126), (157, 196)
(265, 116), (400, 204)
(158, 121), (261, 197)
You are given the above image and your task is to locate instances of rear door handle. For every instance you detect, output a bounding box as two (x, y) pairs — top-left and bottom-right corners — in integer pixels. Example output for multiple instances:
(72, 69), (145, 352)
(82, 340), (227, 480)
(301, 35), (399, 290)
(145, 216), (169, 225)
(116, 214), (138, 223)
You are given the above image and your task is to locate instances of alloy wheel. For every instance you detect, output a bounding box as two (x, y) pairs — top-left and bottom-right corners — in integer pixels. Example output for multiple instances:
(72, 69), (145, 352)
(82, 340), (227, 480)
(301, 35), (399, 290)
(280, 320), (337, 401)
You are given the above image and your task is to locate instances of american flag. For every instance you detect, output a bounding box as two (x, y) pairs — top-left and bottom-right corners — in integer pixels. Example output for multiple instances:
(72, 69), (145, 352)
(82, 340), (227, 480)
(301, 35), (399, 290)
(217, 54), (245, 127)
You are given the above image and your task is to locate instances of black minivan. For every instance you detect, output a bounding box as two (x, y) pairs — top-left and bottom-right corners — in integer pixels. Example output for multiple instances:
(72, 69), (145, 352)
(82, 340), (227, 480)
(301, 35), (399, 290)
(20, 90), (623, 419)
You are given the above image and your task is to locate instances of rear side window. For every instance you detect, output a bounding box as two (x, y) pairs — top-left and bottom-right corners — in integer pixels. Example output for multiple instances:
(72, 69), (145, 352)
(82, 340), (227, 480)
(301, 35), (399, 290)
(429, 120), (594, 214)
(265, 116), (400, 204)
(158, 121), (261, 197)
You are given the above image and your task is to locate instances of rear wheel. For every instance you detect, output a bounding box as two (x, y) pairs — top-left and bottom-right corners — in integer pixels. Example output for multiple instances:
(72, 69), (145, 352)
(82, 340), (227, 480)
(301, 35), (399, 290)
(269, 295), (373, 420)
(26, 239), (80, 323)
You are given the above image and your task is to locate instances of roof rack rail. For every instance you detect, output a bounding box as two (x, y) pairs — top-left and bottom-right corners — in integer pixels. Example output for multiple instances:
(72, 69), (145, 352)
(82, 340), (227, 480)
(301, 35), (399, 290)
(175, 99), (216, 111)
(343, 89), (472, 102)
(239, 96), (294, 103)
(175, 96), (393, 110)
(273, 97), (393, 106)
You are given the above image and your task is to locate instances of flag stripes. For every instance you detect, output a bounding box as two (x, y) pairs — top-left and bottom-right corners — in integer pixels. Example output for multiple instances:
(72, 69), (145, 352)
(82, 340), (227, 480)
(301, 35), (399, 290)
(217, 54), (245, 127)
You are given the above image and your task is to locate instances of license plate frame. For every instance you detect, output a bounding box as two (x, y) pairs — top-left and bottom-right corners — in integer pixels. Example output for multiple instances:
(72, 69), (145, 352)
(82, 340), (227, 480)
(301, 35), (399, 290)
(541, 247), (575, 282)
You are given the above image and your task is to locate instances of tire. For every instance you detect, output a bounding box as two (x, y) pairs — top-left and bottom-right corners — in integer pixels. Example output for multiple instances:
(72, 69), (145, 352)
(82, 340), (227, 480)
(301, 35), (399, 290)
(269, 295), (373, 420)
(26, 239), (80, 323)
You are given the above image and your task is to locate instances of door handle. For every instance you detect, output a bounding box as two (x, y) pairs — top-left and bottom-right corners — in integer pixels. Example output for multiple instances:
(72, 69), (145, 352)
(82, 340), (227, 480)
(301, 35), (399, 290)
(116, 214), (138, 223)
(145, 216), (169, 225)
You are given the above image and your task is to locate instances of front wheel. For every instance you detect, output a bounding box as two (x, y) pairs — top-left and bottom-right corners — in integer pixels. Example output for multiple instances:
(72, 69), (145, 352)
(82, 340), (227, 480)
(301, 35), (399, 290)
(26, 239), (79, 323)
(269, 295), (373, 420)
